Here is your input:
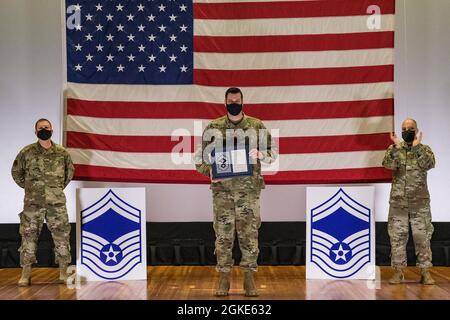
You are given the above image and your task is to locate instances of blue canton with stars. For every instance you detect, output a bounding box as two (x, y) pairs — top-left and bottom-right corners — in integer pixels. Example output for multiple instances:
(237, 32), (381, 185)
(65, 0), (193, 84)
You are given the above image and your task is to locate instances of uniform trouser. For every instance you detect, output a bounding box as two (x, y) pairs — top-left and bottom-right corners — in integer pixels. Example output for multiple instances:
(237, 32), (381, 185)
(18, 203), (71, 267)
(212, 189), (261, 273)
(387, 203), (434, 269)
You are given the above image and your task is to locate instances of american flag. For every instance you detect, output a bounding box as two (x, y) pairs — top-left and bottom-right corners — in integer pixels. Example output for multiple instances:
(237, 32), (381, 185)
(64, 0), (395, 184)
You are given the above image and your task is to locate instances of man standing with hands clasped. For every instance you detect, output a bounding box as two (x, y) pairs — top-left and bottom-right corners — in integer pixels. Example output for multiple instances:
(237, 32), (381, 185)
(11, 119), (74, 286)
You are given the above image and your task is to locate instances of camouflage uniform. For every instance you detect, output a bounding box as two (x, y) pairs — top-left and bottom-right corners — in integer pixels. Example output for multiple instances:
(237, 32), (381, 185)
(11, 141), (74, 267)
(195, 115), (277, 272)
(382, 142), (435, 268)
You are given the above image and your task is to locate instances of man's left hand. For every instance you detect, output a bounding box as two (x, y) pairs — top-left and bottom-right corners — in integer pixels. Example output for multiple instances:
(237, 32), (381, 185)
(413, 131), (423, 146)
(249, 149), (264, 160)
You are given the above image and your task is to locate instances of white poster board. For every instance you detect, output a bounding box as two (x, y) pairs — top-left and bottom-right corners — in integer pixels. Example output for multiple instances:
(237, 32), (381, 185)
(306, 187), (375, 280)
(76, 188), (147, 281)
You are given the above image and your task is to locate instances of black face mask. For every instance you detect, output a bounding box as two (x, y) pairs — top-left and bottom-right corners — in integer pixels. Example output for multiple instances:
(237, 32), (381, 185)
(402, 130), (415, 143)
(226, 103), (242, 116)
(37, 128), (52, 141)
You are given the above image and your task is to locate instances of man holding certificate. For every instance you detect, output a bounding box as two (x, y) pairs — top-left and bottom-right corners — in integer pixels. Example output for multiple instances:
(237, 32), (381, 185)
(195, 87), (278, 297)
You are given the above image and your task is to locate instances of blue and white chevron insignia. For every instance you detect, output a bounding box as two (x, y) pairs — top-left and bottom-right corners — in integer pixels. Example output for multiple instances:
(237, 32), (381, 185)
(80, 190), (142, 280)
(310, 188), (371, 278)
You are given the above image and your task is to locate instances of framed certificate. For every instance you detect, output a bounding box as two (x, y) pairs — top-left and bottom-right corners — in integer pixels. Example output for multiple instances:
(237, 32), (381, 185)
(211, 144), (253, 179)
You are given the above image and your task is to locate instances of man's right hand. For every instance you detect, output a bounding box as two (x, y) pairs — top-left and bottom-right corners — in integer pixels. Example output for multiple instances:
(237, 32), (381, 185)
(390, 132), (401, 148)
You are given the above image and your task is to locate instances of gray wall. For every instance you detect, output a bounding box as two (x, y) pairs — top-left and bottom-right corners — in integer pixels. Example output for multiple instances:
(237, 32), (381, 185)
(1, 0), (449, 223)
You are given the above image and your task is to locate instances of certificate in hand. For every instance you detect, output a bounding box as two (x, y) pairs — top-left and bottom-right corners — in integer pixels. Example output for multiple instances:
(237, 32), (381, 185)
(211, 144), (253, 179)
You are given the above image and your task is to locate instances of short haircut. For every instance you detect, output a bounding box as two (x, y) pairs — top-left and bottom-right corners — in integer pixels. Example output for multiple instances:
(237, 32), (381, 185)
(225, 87), (243, 101)
(35, 118), (52, 130)
(402, 118), (417, 129)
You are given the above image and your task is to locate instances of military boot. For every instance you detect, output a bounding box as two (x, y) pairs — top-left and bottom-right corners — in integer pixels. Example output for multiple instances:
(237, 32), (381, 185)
(215, 272), (231, 296)
(243, 271), (259, 297)
(59, 264), (68, 284)
(388, 267), (404, 284)
(18, 265), (32, 287)
(420, 268), (435, 285)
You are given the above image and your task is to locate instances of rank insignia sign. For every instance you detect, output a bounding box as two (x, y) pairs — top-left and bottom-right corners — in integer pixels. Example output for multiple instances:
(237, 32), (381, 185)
(211, 144), (253, 179)
(306, 187), (375, 280)
(76, 188), (147, 281)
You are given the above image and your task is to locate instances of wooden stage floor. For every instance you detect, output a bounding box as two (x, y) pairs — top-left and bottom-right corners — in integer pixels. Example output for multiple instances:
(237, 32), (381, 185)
(0, 266), (448, 300)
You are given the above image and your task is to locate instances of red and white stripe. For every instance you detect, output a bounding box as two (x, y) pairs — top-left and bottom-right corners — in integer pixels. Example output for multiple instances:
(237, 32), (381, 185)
(65, 0), (395, 184)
